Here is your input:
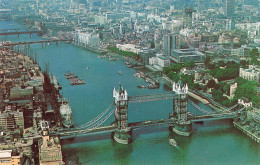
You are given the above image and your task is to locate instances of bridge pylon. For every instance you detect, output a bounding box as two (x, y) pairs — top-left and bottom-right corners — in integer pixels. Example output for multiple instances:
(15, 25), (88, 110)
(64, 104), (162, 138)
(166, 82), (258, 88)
(113, 83), (132, 144)
(170, 80), (192, 136)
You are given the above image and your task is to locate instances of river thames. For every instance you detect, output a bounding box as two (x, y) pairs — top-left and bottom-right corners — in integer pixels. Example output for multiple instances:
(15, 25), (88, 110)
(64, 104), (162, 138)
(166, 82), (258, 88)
(1, 20), (259, 165)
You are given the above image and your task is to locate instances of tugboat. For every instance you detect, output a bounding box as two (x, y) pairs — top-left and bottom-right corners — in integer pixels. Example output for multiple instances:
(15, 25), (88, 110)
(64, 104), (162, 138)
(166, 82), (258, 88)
(169, 138), (177, 146)
(59, 98), (74, 128)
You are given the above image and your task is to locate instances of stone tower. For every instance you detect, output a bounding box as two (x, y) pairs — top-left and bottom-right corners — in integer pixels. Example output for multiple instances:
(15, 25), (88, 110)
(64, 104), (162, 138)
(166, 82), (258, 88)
(170, 80), (192, 136)
(113, 83), (132, 144)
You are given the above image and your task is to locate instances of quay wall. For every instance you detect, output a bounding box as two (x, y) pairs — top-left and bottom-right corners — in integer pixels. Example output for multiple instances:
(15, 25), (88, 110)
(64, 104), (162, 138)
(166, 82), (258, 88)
(233, 122), (259, 143)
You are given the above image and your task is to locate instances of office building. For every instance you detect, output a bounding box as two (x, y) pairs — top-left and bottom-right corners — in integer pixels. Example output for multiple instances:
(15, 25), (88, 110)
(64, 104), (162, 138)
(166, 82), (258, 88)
(163, 34), (176, 57)
(171, 48), (205, 63)
(226, 0), (234, 18)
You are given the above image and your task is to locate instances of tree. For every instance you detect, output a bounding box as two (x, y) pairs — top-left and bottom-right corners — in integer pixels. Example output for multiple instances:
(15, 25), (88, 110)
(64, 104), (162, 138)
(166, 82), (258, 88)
(172, 74), (180, 82)
(240, 60), (248, 69)
(204, 56), (210, 66)
(234, 83), (258, 103)
(250, 48), (260, 65)
(207, 79), (216, 89)
(169, 63), (182, 73)
(183, 61), (195, 69)
(218, 60), (225, 67)
(250, 48), (259, 57)
(212, 89), (225, 102)
(235, 77), (248, 86)
(167, 71), (175, 79)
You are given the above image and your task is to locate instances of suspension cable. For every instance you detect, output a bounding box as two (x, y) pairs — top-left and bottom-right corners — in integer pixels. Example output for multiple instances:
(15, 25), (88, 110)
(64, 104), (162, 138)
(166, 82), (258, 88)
(76, 103), (113, 129)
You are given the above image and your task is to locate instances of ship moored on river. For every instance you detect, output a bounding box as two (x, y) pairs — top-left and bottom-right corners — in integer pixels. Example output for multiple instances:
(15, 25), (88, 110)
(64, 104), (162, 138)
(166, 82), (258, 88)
(59, 98), (74, 128)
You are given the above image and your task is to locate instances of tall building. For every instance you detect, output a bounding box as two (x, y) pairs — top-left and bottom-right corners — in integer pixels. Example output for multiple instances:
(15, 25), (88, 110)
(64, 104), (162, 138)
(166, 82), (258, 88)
(163, 35), (176, 57)
(226, 0), (234, 18)
(184, 7), (194, 29)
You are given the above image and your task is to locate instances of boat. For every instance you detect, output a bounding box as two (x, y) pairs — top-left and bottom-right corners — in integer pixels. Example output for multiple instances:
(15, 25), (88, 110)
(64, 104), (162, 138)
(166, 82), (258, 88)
(65, 74), (77, 79)
(64, 72), (78, 79)
(86, 67), (89, 70)
(133, 73), (141, 77)
(169, 138), (177, 146)
(98, 55), (106, 58)
(147, 83), (156, 89)
(59, 98), (74, 128)
(64, 72), (73, 76)
(70, 79), (85, 85)
(118, 71), (123, 75)
(137, 85), (146, 88)
(109, 57), (116, 61)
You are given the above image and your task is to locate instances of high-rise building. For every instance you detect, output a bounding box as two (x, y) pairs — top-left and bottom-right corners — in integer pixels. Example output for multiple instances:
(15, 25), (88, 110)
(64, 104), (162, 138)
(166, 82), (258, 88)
(163, 35), (177, 57)
(225, 0), (234, 18)
(184, 7), (194, 29)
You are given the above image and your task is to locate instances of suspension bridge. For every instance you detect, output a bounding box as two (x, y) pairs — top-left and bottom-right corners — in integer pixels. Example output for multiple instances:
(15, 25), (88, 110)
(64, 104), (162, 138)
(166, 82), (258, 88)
(47, 81), (245, 144)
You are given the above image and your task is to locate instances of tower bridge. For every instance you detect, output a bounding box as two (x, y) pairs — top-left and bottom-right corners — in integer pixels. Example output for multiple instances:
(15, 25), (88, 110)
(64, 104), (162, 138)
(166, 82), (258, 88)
(48, 80), (245, 144)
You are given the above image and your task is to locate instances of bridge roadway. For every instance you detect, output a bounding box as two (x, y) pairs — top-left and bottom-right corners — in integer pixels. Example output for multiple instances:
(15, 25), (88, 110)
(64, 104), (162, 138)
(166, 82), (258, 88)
(0, 30), (43, 36)
(128, 93), (178, 103)
(2, 39), (73, 46)
(52, 112), (240, 138)
(52, 125), (117, 139)
(0, 29), (20, 32)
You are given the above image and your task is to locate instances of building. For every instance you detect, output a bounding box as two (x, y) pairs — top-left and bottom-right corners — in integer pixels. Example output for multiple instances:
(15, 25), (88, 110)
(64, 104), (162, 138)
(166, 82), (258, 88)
(231, 46), (246, 58)
(171, 49), (205, 63)
(184, 7), (194, 29)
(0, 150), (21, 165)
(75, 30), (100, 47)
(149, 55), (170, 68)
(9, 86), (33, 101)
(163, 34), (176, 57)
(0, 110), (24, 131)
(157, 56), (171, 68)
(106, 12), (130, 20)
(226, 19), (235, 31)
(226, 0), (234, 18)
(116, 44), (140, 54)
(39, 135), (63, 165)
(94, 15), (107, 25)
(230, 83), (238, 98)
(239, 65), (260, 82)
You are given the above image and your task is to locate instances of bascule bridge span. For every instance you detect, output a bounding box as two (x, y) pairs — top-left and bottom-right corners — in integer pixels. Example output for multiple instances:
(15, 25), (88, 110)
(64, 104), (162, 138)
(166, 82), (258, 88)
(49, 81), (245, 144)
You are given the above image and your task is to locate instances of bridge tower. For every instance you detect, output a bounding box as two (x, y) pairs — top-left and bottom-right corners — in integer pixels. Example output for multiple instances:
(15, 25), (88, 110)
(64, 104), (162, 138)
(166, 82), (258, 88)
(113, 83), (132, 144)
(170, 80), (192, 136)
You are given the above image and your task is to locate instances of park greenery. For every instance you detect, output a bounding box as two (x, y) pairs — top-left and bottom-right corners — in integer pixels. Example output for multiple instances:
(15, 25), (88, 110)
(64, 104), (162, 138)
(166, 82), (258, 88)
(108, 46), (140, 59)
(234, 77), (260, 107)
(163, 51), (260, 107)
(163, 62), (195, 89)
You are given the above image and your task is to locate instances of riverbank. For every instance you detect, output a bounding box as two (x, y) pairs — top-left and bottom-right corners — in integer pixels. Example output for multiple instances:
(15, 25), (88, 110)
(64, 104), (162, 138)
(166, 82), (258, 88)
(72, 42), (107, 54)
(161, 76), (225, 112)
(0, 46), (65, 164)
(233, 121), (260, 143)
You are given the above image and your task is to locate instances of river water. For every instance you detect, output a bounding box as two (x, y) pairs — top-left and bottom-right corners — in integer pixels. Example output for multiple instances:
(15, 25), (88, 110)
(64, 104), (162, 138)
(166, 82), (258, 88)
(1, 20), (259, 165)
